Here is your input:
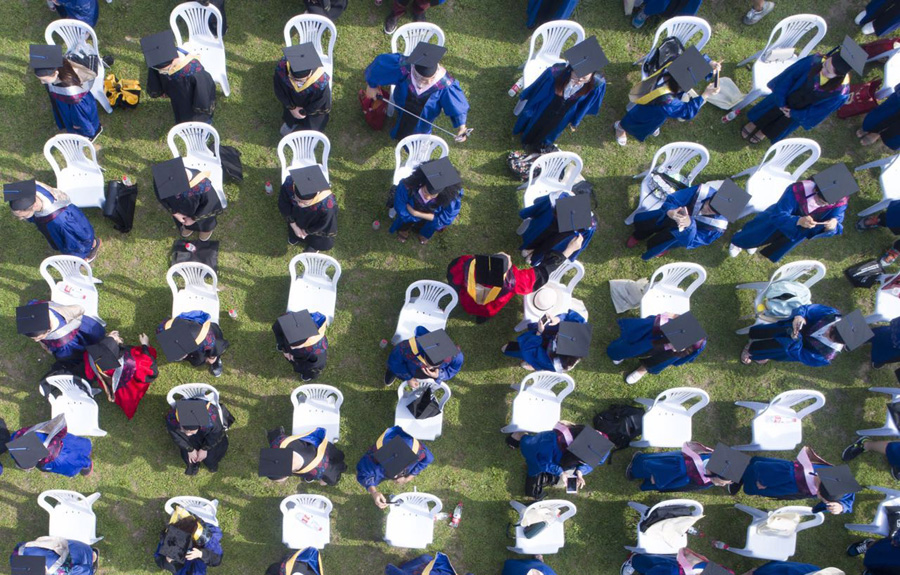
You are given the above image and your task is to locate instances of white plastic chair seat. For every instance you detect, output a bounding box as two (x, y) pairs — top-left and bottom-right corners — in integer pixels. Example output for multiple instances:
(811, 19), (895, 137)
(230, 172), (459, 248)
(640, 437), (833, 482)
(165, 496), (220, 527)
(40, 255), (104, 325)
(393, 134), (449, 186)
(44, 19), (112, 114)
(384, 492), (442, 549)
(726, 505), (824, 561)
(876, 52), (900, 100)
(522, 20), (585, 89)
(734, 390), (825, 451)
(735, 260), (826, 334)
(639, 17), (711, 79)
(625, 499), (703, 554)
(501, 372), (575, 433)
(291, 384), (343, 442)
(38, 490), (103, 544)
(846, 487), (900, 535)
(167, 122), (226, 209)
(625, 142), (710, 225)
(857, 387), (900, 436)
(284, 15), (337, 88)
(281, 494), (332, 549)
(167, 262), (220, 324)
(171, 2), (230, 95)
(868, 272), (900, 325)
(394, 381), (450, 440)
(631, 387), (709, 448)
(733, 138), (820, 218)
(278, 131), (331, 183)
(43, 135), (105, 209)
(507, 499), (576, 555)
(856, 154), (900, 218)
(40, 375), (106, 437)
(287, 254), (341, 325)
(391, 280), (458, 345)
(521, 152), (583, 206)
(640, 262), (706, 318)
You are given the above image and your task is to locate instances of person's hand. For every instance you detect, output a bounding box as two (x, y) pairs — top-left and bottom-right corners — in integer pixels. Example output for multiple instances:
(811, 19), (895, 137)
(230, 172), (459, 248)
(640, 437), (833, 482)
(139, 333), (150, 346)
(710, 61), (722, 74)
(454, 125), (468, 143)
(569, 125), (577, 133)
(702, 83), (720, 98)
(283, 352), (293, 361)
(575, 470), (586, 490)
(792, 315), (806, 338)
(422, 366), (440, 378)
(756, 481), (766, 490)
(825, 501), (842, 514)
(395, 475), (414, 484)
(371, 489), (388, 509)
(562, 234), (584, 257)
(185, 548), (203, 561)
(779, 106), (791, 118)
(173, 212), (187, 224)
(182, 216), (196, 227)
(187, 450), (199, 463)
(290, 222), (307, 239)
(40, 342), (51, 354)
(196, 449), (208, 462)
(797, 215), (816, 228)
(365, 86), (379, 100)
(290, 107), (306, 119)
(824, 218), (838, 231)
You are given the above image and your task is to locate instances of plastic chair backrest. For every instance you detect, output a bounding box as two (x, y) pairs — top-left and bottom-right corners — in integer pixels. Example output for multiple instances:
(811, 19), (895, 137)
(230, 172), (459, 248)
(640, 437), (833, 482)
(767, 506), (824, 532)
(527, 152), (583, 190)
(391, 23), (445, 56)
(548, 260), (584, 294)
(167, 122), (221, 162)
(763, 15), (826, 58)
(45, 19), (99, 53)
(43, 135), (100, 178)
(283, 14), (336, 65)
(393, 492), (443, 518)
(280, 494), (333, 516)
(165, 496), (220, 526)
(40, 255), (96, 289)
(166, 383), (220, 407)
(527, 499), (577, 523)
(289, 253), (342, 287)
(398, 380), (452, 409)
(394, 134), (449, 176)
(651, 143), (710, 185)
(758, 138), (820, 180)
(653, 387), (710, 416)
(767, 389), (825, 419)
(647, 263), (707, 296)
(278, 131), (331, 181)
(42, 374), (92, 399)
(528, 20), (585, 62)
(167, 262), (218, 294)
(405, 280), (457, 315)
(171, 1), (223, 44)
(521, 371), (575, 401)
(651, 16), (711, 55)
(770, 260), (826, 288)
(291, 384), (344, 409)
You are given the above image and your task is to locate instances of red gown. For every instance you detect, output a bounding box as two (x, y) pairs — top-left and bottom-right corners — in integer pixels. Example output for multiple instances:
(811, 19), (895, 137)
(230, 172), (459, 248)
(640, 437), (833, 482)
(447, 255), (540, 318)
(82, 345), (158, 419)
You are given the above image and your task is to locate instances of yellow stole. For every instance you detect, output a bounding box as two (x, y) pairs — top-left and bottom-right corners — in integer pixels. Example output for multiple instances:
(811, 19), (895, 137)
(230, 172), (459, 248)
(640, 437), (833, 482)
(167, 505), (205, 541)
(465, 259), (502, 305)
(280, 430), (328, 474)
(284, 550), (324, 575)
(296, 190), (333, 207)
(293, 320), (328, 349)
(189, 170), (212, 188)
(287, 65), (326, 93)
(163, 318), (211, 345)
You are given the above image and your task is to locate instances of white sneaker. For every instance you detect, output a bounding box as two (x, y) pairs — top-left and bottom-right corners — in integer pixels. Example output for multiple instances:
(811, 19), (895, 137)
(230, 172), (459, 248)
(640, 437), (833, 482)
(728, 243), (742, 257)
(747, 247), (758, 255)
(625, 370), (646, 385)
(621, 561), (636, 575)
(855, 10), (866, 24)
(862, 22), (875, 35)
(742, 1), (774, 25)
(612, 359), (623, 365)
(613, 122), (627, 147)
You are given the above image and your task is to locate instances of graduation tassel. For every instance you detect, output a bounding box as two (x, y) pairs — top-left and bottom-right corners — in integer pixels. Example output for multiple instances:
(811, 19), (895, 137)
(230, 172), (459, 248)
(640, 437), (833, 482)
(375, 94), (473, 142)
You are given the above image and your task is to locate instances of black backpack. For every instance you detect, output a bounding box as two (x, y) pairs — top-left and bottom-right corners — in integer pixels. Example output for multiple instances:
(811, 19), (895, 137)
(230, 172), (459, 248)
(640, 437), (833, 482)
(593, 404), (644, 453)
(643, 36), (685, 77)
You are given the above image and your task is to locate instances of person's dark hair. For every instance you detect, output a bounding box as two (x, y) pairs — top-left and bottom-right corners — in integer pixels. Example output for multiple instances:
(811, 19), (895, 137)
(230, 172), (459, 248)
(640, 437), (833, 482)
(554, 67), (595, 99)
(558, 355), (580, 371)
(54, 60), (82, 88)
(401, 166), (428, 194)
(432, 183), (462, 207)
(172, 516), (199, 535)
(813, 58), (845, 91)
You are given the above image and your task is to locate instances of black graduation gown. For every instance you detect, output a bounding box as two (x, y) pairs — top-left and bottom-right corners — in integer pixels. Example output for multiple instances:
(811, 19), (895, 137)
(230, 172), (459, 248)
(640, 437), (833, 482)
(160, 169), (222, 233)
(165, 404), (229, 469)
(147, 55), (217, 125)
(278, 178), (338, 251)
(273, 319), (328, 380)
(184, 322), (229, 366)
(273, 59), (332, 132)
(303, 0), (348, 20)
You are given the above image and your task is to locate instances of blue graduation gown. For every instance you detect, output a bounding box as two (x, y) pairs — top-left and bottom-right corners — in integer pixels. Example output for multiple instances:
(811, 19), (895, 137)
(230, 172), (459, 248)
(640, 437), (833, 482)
(48, 84), (100, 140)
(525, 0), (579, 28)
(518, 193), (596, 266)
(887, 442), (900, 468)
(520, 428), (599, 478)
(153, 522), (223, 575)
(8, 428), (92, 477)
(871, 320), (900, 366)
(861, 0), (900, 36)
(863, 91), (900, 150)
(504, 559), (558, 575)
(747, 304), (841, 366)
(864, 537), (900, 574)
(504, 309), (586, 372)
(606, 315), (706, 374)
(633, 184), (728, 260)
(35, 300), (106, 361)
(631, 451), (712, 492)
(754, 562), (822, 575)
(621, 94), (705, 142)
(28, 185), (96, 259)
(630, 554), (694, 575)
(747, 55), (850, 143)
(11, 539), (95, 575)
(742, 458), (854, 513)
(364, 53), (469, 140)
(386, 326), (464, 383)
(730, 184), (845, 262)
(513, 64), (606, 147)
(643, 0), (702, 16)
(389, 179), (463, 239)
(356, 426), (434, 488)
(55, 0), (99, 26)
(279, 548), (321, 575)
(386, 553), (457, 575)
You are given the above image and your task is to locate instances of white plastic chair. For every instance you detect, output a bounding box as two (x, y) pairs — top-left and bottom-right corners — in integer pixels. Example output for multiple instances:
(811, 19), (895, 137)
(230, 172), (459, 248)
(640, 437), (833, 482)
(170, 2), (230, 96)
(875, 52), (900, 100)
(166, 262), (220, 324)
(391, 280), (458, 345)
(734, 260), (826, 334)
(522, 20), (585, 89)
(733, 390), (826, 451)
(291, 384), (343, 442)
(44, 19), (112, 113)
(521, 152), (583, 207)
(166, 383), (228, 429)
(278, 130), (331, 183)
(283, 14), (337, 88)
(287, 254), (341, 325)
(730, 15), (827, 113)
(167, 122), (227, 209)
(40, 255), (104, 325)
(384, 491), (442, 549)
(518, 261), (586, 332)
(38, 490), (103, 544)
(388, 23), (445, 116)
(281, 494), (332, 549)
(624, 142), (710, 224)
(631, 387), (710, 448)
(732, 138), (820, 218)
(507, 499), (577, 555)
(501, 372), (575, 433)
(857, 387), (900, 436)
(640, 262), (707, 318)
(846, 487), (900, 535)
(43, 135), (105, 209)
(165, 496), (220, 527)
(638, 17), (712, 79)
(39, 375), (106, 437)
(394, 381), (451, 440)
(393, 134), (449, 186)
(856, 154), (900, 217)
(725, 505), (824, 561)
(865, 272), (900, 325)
(625, 499), (703, 554)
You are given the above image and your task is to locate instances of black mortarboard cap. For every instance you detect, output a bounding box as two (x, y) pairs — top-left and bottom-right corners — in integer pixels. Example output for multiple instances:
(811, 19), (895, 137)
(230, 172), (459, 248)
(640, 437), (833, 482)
(10, 555), (46, 575)
(700, 562), (731, 575)
(291, 563), (317, 575)
(563, 36), (609, 77)
(813, 163), (859, 204)
(415, 328), (457, 366)
(152, 157), (190, 201)
(159, 524), (192, 562)
(666, 46), (713, 92)
(157, 317), (201, 361)
(474, 255), (508, 287)
(175, 399), (212, 429)
(16, 303), (50, 336)
(660, 312), (707, 352)
(258, 447), (294, 477)
(29, 44), (63, 74)
(420, 157), (461, 193)
(4, 179), (37, 211)
(566, 427), (614, 467)
(815, 464), (863, 500)
(6, 431), (50, 469)
(87, 337), (121, 372)
(556, 321), (593, 358)
(834, 310), (874, 351)
(373, 434), (419, 478)
(706, 443), (751, 483)
(709, 178), (750, 223)
(141, 30), (178, 69)
(289, 165), (330, 199)
(275, 310), (320, 346)
(408, 42), (446, 77)
(283, 43), (322, 77)
(835, 35), (867, 76)
(555, 194), (592, 233)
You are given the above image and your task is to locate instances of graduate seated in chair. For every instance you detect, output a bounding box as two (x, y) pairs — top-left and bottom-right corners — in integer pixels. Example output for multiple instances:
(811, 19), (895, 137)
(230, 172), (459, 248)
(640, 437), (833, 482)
(857, 90), (900, 149)
(868, 317), (900, 371)
(10, 536), (99, 575)
(739, 307), (872, 367)
(260, 426), (346, 486)
(364, 43), (469, 141)
(847, 532), (900, 574)
(47, 0), (98, 26)
(142, 30), (217, 125)
(79, 332), (158, 419)
(627, 179), (749, 260)
(729, 164), (856, 263)
(5, 179), (101, 262)
(607, 312), (707, 385)
(356, 426), (434, 508)
(390, 157), (463, 245)
(858, 0), (900, 37)
(156, 312), (229, 377)
(504, 558), (559, 575)
(740, 38), (865, 144)
(154, 505), (223, 575)
(265, 547), (322, 575)
(621, 548), (715, 575)
(279, 165), (338, 253)
(384, 327), (463, 387)
(153, 158), (224, 243)
(17, 301), (105, 364)
(6, 414), (93, 477)
(275, 44), (332, 136)
(30, 44), (101, 141)
(625, 442), (741, 493)
(630, 0), (702, 29)
(446, 235), (583, 324)
(502, 310), (590, 372)
(165, 399), (230, 476)
(843, 436), (900, 481)
(507, 423), (613, 500)
(519, 193), (595, 267)
(386, 552), (459, 575)
(273, 310), (328, 381)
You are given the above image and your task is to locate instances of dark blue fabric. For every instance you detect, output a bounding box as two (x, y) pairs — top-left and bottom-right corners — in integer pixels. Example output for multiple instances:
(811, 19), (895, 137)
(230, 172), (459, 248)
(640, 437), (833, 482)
(863, 91), (900, 150)
(885, 200), (900, 230)
(864, 537), (900, 573)
(746, 304), (841, 366)
(642, 0), (702, 16)
(43, 313), (106, 361)
(385, 553), (457, 575)
(630, 554), (680, 575)
(388, 179), (463, 238)
(503, 559), (558, 575)
(631, 451), (711, 492)
(49, 89), (100, 139)
(29, 186), (96, 259)
(518, 193), (596, 265)
(886, 442), (900, 468)
(633, 184), (728, 260)
(386, 325), (464, 382)
(11, 539), (95, 574)
(525, 0), (578, 27)
(503, 309), (586, 372)
(519, 427), (597, 477)
(872, 324), (900, 366)
(55, 0), (99, 26)
(153, 521), (223, 575)
(356, 426), (434, 488)
(862, 0), (900, 36)
(743, 458), (853, 513)
(753, 562), (821, 575)
(620, 95), (705, 141)
(606, 315), (705, 374)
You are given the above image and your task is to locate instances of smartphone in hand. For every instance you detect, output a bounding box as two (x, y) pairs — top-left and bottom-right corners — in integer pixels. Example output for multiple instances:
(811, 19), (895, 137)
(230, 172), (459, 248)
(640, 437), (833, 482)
(566, 476), (578, 494)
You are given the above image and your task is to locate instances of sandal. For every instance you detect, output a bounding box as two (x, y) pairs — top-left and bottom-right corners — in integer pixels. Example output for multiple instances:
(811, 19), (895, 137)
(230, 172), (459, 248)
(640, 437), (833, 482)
(861, 133), (881, 146)
(749, 132), (765, 144)
(856, 129), (867, 139)
(613, 122), (627, 146)
(418, 236), (429, 245)
(397, 230), (409, 243)
(740, 344), (752, 365)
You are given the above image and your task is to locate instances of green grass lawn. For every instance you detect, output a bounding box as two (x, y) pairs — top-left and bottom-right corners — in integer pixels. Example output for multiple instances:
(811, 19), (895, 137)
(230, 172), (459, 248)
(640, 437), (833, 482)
(1, 0), (898, 573)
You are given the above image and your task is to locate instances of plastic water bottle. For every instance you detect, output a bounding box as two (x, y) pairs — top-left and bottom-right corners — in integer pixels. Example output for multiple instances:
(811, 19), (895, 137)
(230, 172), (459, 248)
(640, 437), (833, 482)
(712, 540), (729, 550)
(372, 219), (381, 230)
(449, 502), (463, 528)
(508, 77), (524, 97)
(380, 339), (388, 349)
(228, 308), (238, 319)
(298, 513), (323, 532)
(122, 174), (133, 186)
(721, 109), (740, 123)
(184, 242), (197, 253)
(265, 181), (274, 195)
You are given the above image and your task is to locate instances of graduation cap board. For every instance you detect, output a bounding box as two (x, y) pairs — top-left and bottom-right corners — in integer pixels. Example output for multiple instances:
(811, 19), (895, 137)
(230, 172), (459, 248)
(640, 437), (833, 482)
(159, 524), (192, 562)
(6, 431), (50, 469)
(175, 399), (212, 429)
(700, 562), (731, 575)
(16, 302), (50, 336)
(283, 43), (323, 77)
(708, 178), (750, 223)
(474, 254), (508, 287)
(834, 35), (868, 76)
(289, 165), (330, 199)
(834, 310), (874, 351)
(660, 312), (707, 352)
(666, 46), (713, 92)
(556, 321), (593, 358)
(706, 443), (751, 483)
(408, 42), (447, 77)
(815, 464), (862, 500)
(563, 35), (609, 77)
(373, 434), (419, 478)
(275, 310), (320, 346)
(87, 337), (121, 372)
(812, 163), (860, 205)
(258, 447), (294, 477)
(29, 44), (63, 74)
(415, 328), (457, 366)
(566, 427), (614, 467)
(141, 30), (178, 69)
(157, 318), (201, 361)
(555, 193), (592, 233)
(4, 179), (37, 211)
(10, 555), (46, 575)
(420, 157), (461, 193)
(152, 157), (191, 201)
(290, 562), (317, 575)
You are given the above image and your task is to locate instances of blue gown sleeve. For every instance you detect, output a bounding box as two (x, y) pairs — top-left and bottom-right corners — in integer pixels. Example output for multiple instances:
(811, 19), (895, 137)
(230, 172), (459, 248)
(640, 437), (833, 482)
(421, 195), (462, 237)
(387, 347), (416, 381)
(67, 540), (95, 575)
(570, 79), (605, 129)
(356, 451), (382, 488)
(767, 188), (803, 232)
(661, 186), (699, 211)
(767, 56), (814, 108)
(408, 445), (434, 476)
(393, 183), (414, 219)
(791, 90), (849, 130)
(670, 219), (698, 247)
(200, 524), (224, 567)
(662, 95), (705, 121)
(365, 53), (406, 89)
(439, 80), (469, 128)
(519, 67), (553, 102)
(810, 205), (845, 238)
(437, 351), (464, 382)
